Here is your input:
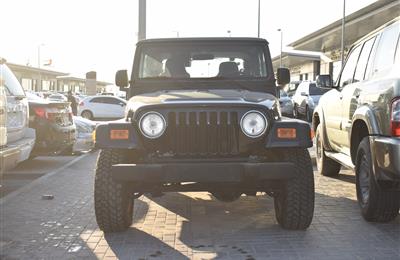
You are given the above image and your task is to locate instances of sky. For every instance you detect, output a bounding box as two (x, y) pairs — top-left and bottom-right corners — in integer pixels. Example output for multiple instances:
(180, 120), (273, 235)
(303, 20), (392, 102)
(0, 0), (377, 83)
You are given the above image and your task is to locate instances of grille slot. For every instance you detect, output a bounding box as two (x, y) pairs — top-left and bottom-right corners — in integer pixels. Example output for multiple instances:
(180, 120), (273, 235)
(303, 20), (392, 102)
(166, 111), (239, 156)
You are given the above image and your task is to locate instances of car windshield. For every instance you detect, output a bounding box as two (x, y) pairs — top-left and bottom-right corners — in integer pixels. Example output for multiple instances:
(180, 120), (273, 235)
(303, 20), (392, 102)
(138, 42), (268, 80)
(309, 83), (329, 96)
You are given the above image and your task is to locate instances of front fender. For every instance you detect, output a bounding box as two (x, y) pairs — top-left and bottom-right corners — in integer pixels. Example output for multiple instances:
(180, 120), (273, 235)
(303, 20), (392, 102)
(95, 122), (139, 149)
(312, 104), (333, 151)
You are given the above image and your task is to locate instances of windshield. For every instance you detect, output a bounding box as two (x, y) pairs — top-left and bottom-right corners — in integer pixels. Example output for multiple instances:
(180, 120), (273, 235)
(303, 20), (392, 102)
(309, 83), (330, 96)
(138, 43), (268, 80)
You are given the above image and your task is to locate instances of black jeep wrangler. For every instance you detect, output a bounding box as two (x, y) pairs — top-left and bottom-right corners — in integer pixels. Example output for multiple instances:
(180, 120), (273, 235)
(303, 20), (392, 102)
(94, 38), (314, 232)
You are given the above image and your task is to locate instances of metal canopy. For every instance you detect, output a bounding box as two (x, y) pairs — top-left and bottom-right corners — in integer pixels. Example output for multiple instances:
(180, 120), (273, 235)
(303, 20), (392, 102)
(288, 0), (400, 52)
(272, 50), (331, 71)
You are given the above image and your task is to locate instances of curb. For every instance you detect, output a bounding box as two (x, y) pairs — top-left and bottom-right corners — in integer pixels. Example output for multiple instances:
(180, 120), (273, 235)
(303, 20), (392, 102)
(0, 153), (90, 206)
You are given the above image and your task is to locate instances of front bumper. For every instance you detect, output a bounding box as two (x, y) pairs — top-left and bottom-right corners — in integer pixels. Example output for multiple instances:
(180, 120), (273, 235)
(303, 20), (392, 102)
(111, 162), (296, 183)
(0, 131), (35, 173)
(33, 123), (76, 154)
(370, 136), (400, 183)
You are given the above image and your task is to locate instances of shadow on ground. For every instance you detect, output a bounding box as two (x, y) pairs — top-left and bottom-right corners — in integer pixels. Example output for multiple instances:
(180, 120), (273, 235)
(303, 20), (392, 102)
(103, 191), (399, 259)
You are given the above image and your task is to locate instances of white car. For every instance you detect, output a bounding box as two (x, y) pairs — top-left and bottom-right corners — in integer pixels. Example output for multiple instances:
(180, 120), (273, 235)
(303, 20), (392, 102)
(78, 96), (127, 120)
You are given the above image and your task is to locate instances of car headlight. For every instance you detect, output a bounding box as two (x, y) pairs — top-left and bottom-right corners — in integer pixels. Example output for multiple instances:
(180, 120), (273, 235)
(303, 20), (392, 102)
(139, 111), (166, 139)
(240, 111), (268, 138)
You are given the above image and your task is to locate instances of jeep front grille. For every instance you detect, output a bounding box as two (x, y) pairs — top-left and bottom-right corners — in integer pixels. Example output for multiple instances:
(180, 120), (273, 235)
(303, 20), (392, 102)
(165, 111), (240, 156)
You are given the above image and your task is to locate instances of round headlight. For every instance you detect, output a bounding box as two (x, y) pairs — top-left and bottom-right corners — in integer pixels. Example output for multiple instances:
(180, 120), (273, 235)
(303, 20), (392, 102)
(240, 111), (268, 138)
(139, 112), (166, 139)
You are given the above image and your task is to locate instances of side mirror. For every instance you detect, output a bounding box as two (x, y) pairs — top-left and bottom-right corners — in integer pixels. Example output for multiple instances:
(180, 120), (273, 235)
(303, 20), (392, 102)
(115, 70), (129, 89)
(316, 74), (333, 88)
(276, 68), (290, 87)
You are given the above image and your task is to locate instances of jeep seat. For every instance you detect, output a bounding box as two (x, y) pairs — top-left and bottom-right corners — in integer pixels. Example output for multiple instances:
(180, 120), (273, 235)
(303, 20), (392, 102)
(217, 61), (239, 77)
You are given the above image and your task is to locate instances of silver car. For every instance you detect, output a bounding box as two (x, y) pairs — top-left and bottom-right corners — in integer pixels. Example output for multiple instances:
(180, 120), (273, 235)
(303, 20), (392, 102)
(279, 90), (294, 117)
(292, 81), (329, 122)
(72, 116), (96, 153)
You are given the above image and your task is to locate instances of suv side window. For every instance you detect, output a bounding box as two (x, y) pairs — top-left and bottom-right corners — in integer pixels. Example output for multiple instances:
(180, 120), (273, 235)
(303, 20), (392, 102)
(1, 65), (25, 97)
(371, 23), (399, 79)
(339, 45), (362, 88)
(353, 37), (376, 83)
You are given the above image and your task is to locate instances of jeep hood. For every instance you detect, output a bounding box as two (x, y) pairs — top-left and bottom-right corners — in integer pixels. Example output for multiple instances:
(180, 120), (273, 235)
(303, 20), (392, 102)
(127, 89), (279, 112)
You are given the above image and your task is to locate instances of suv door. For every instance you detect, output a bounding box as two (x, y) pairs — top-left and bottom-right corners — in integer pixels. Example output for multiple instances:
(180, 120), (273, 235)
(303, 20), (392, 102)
(340, 36), (377, 155)
(324, 45), (362, 152)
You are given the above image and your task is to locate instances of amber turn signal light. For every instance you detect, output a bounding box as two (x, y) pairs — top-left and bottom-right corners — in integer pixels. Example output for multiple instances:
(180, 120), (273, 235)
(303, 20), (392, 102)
(110, 129), (129, 140)
(277, 128), (297, 139)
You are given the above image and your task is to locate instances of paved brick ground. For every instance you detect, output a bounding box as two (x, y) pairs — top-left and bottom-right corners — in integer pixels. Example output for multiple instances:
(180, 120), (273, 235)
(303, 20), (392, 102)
(0, 151), (399, 260)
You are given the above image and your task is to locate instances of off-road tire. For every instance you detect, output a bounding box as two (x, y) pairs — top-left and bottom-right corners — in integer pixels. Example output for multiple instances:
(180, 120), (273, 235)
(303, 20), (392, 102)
(355, 137), (399, 222)
(274, 148), (314, 230)
(94, 149), (134, 232)
(316, 124), (341, 176)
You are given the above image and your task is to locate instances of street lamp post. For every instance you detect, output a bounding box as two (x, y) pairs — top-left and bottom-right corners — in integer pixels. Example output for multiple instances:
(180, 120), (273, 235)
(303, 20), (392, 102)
(277, 29), (283, 68)
(341, 0), (346, 66)
(37, 43), (44, 69)
(37, 43), (44, 92)
(172, 31), (180, 38)
(257, 0), (260, 38)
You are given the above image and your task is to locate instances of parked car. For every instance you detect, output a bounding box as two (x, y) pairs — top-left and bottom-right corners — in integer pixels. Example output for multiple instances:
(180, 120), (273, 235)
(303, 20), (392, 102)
(279, 90), (294, 117)
(312, 18), (400, 222)
(94, 37), (314, 232)
(292, 81), (329, 122)
(72, 116), (96, 153)
(47, 93), (67, 102)
(78, 96), (127, 120)
(285, 81), (301, 97)
(25, 92), (76, 156)
(0, 59), (36, 172)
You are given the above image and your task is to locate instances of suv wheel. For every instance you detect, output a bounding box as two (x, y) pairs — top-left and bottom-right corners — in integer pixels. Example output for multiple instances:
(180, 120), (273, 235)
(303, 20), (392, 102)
(355, 137), (399, 222)
(94, 149), (134, 232)
(274, 148), (314, 230)
(315, 125), (341, 176)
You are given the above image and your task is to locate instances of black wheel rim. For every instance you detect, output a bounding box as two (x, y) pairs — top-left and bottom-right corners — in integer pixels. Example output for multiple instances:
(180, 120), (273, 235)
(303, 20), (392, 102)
(358, 152), (370, 205)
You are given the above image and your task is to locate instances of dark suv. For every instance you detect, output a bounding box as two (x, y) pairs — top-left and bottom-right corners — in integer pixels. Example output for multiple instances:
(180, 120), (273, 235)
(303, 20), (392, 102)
(94, 38), (314, 232)
(313, 18), (399, 222)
